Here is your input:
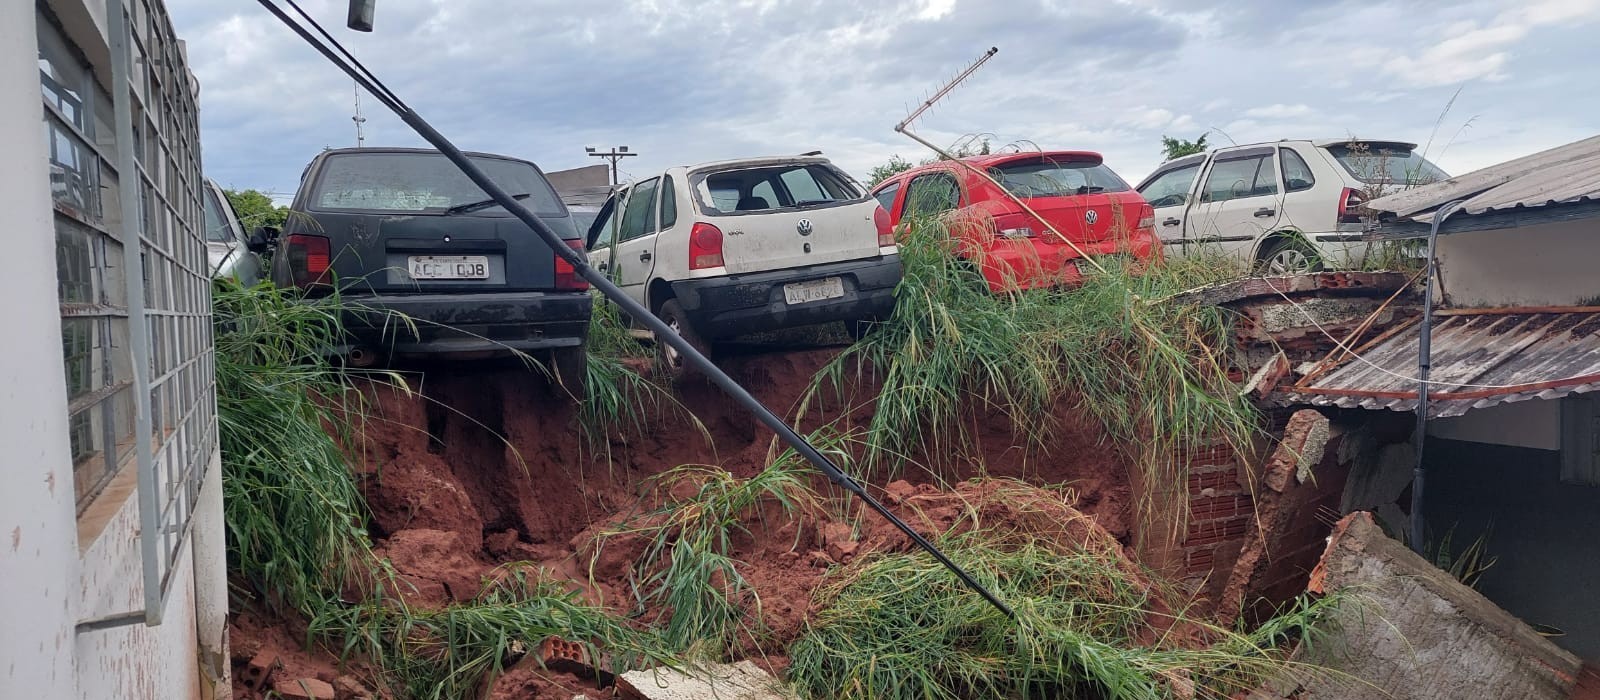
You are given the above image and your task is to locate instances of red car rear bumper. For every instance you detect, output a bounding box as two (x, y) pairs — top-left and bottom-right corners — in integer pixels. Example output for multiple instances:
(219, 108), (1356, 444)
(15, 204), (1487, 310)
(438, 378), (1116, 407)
(970, 231), (1159, 293)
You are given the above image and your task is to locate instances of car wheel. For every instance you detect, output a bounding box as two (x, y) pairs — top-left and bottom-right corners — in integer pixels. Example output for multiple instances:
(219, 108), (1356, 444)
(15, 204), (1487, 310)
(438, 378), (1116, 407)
(1258, 236), (1325, 275)
(548, 343), (588, 399)
(656, 299), (711, 381)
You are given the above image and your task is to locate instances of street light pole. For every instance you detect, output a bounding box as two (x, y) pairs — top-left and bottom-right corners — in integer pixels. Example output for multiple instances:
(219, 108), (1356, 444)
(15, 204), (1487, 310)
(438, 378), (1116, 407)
(585, 146), (637, 186)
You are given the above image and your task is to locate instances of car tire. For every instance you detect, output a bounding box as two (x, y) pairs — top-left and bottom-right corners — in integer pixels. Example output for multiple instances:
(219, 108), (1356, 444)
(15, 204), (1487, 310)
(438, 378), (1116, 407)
(656, 299), (711, 381)
(1258, 236), (1325, 275)
(548, 343), (588, 399)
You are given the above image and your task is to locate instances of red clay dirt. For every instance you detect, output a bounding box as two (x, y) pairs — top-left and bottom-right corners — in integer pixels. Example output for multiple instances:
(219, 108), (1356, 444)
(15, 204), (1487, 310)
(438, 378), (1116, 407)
(231, 347), (1138, 699)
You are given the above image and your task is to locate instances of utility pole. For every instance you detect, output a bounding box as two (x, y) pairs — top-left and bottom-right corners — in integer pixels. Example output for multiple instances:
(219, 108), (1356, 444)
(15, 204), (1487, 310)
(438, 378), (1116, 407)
(352, 81), (366, 148)
(585, 145), (636, 186)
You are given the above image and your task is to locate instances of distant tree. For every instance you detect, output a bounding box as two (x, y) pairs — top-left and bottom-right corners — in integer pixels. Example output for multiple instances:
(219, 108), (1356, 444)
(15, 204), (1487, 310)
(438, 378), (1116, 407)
(866, 139), (994, 186)
(867, 155), (914, 187)
(1160, 134), (1209, 161)
(223, 188), (288, 230)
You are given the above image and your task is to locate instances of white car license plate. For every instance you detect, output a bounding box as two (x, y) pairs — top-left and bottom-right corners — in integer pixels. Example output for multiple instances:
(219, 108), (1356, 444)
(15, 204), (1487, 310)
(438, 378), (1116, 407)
(783, 276), (845, 305)
(408, 255), (489, 280)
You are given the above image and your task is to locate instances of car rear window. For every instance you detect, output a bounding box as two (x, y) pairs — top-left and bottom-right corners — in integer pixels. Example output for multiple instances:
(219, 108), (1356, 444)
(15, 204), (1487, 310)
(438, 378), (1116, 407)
(987, 158), (1131, 197)
(309, 152), (563, 214)
(1325, 144), (1448, 185)
(692, 163), (863, 215)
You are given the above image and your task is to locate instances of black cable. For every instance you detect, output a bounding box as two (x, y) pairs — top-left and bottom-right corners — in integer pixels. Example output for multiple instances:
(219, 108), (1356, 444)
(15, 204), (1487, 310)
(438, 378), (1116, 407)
(1410, 199), (1466, 555)
(253, 0), (1015, 618)
(283, 0), (404, 109)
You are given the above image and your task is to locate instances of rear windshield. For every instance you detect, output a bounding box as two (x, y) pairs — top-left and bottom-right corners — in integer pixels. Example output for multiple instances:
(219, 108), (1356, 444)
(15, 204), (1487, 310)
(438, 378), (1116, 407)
(987, 158), (1131, 197)
(309, 152), (563, 214)
(691, 163), (863, 215)
(1325, 144), (1448, 185)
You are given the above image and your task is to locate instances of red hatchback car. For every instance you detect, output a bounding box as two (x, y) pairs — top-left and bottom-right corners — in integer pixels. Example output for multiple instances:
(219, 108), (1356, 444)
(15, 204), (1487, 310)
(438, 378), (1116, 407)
(871, 151), (1159, 292)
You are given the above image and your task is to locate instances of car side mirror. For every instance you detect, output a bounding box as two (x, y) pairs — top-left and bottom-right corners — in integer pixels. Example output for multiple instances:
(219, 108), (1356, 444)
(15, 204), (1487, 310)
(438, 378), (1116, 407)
(249, 226), (280, 253)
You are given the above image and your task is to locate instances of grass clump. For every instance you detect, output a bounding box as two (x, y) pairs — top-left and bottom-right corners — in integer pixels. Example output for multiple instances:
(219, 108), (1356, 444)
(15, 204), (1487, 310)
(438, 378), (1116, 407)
(596, 454), (822, 657)
(788, 528), (1338, 700)
(215, 278), (379, 615)
(317, 565), (671, 700)
(813, 217), (1259, 541)
(579, 299), (707, 456)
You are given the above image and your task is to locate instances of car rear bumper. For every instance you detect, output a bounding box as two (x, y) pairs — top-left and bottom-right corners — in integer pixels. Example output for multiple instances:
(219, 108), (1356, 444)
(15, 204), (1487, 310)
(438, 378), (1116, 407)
(975, 231), (1158, 292)
(670, 255), (902, 339)
(339, 291), (591, 354)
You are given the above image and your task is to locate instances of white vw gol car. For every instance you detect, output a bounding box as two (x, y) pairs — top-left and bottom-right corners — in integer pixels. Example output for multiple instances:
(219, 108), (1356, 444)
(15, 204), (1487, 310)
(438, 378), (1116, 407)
(585, 155), (902, 377)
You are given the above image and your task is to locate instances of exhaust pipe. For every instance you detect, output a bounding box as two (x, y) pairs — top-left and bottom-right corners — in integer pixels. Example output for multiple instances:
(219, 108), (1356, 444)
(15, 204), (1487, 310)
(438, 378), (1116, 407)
(346, 346), (378, 368)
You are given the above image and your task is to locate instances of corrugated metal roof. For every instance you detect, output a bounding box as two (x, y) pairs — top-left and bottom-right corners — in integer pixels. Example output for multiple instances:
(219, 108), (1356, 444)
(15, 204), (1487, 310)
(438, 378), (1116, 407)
(1274, 309), (1600, 417)
(1368, 134), (1600, 219)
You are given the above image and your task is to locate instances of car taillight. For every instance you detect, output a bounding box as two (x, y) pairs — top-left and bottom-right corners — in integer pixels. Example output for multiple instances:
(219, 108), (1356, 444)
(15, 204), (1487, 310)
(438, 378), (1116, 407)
(1136, 204), (1155, 232)
(689, 222), (724, 270)
(554, 239), (588, 291)
(285, 233), (331, 288)
(1338, 187), (1366, 224)
(874, 205), (895, 247)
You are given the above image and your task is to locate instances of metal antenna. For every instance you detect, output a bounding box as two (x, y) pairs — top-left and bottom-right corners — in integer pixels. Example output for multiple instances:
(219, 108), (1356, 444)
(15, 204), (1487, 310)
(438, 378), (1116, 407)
(893, 47), (1107, 275)
(352, 81), (366, 147)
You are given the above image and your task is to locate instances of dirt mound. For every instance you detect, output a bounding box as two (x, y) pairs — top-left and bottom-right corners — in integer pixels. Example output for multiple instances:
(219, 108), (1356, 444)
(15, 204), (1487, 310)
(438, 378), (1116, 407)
(234, 348), (1137, 698)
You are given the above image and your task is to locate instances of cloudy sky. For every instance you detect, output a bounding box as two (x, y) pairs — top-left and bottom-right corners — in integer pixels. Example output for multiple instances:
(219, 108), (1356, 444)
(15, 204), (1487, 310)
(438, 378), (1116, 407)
(172, 0), (1600, 203)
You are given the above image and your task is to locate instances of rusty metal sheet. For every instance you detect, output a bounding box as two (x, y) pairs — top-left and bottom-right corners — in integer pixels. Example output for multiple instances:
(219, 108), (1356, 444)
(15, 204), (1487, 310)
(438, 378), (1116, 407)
(1273, 309), (1600, 417)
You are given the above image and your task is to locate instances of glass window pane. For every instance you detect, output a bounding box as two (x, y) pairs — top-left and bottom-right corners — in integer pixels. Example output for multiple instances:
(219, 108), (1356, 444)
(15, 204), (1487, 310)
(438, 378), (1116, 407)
(618, 178), (659, 242)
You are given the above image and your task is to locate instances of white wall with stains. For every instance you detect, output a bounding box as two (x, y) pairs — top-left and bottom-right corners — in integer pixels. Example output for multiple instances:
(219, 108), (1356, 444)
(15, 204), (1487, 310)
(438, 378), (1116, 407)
(1439, 219), (1600, 308)
(0, 1), (85, 696)
(3, 2), (230, 698)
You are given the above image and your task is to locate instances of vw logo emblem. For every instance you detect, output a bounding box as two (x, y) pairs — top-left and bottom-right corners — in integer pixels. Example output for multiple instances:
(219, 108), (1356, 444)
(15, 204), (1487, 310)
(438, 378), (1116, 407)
(1084, 210), (1099, 224)
(796, 219), (814, 236)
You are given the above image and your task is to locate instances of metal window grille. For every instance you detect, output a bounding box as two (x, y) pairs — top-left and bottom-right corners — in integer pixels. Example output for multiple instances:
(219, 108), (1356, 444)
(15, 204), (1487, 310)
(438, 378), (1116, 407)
(43, 0), (215, 630)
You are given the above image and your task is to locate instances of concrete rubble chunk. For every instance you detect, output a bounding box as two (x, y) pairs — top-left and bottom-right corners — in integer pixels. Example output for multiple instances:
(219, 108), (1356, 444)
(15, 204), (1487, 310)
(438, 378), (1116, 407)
(272, 677), (337, 700)
(617, 660), (792, 700)
(1252, 511), (1581, 700)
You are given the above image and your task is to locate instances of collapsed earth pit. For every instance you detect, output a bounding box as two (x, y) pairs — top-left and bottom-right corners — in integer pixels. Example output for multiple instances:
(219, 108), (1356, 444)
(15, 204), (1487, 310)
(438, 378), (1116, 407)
(237, 347), (1139, 698)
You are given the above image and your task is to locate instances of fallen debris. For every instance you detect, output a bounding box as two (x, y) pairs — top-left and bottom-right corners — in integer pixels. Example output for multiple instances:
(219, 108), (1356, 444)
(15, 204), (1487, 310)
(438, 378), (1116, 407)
(272, 677), (336, 700)
(1253, 511), (1581, 700)
(617, 660), (791, 700)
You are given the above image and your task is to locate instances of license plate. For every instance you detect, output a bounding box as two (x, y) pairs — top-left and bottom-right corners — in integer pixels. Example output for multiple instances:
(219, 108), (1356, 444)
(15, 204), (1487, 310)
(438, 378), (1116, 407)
(783, 276), (845, 305)
(408, 255), (489, 280)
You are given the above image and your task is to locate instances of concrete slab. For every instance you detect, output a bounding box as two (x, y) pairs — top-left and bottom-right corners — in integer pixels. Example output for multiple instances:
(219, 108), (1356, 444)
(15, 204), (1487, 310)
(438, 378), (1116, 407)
(617, 660), (791, 700)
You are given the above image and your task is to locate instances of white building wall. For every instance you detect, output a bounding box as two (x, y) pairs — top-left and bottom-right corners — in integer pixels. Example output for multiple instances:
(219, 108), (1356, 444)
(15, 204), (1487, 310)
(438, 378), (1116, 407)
(1428, 398), (1562, 451)
(0, 1), (82, 697)
(1438, 219), (1600, 308)
(2, 1), (228, 698)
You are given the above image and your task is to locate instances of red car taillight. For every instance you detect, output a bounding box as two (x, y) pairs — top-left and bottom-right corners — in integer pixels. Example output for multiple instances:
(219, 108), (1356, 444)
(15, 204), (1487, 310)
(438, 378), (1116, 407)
(1135, 203), (1155, 232)
(285, 233), (331, 288)
(1338, 187), (1366, 224)
(689, 222), (724, 270)
(874, 205), (895, 247)
(554, 239), (588, 291)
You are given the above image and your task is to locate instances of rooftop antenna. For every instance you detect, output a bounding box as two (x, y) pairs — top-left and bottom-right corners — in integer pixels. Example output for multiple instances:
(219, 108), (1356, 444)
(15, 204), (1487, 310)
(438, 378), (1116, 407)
(352, 81), (366, 147)
(894, 47), (1107, 276)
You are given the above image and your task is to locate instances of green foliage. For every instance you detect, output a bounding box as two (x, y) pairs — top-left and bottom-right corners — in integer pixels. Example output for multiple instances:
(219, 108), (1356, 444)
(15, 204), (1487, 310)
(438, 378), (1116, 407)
(595, 455), (822, 657)
(1160, 134), (1209, 161)
(809, 216), (1258, 516)
(579, 300), (696, 450)
(868, 154), (914, 187)
(223, 188), (289, 230)
(315, 565), (671, 700)
(788, 528), (1340, 700)
(215, 278), (378, 615)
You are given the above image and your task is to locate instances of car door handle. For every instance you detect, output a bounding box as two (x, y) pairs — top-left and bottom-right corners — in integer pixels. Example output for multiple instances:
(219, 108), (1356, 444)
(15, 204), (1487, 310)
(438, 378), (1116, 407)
(639, 251), (652, 262)
(596, 262), (608, 272)
(1162, 217), (1181, 227)
(1254, 208), (1276, 218)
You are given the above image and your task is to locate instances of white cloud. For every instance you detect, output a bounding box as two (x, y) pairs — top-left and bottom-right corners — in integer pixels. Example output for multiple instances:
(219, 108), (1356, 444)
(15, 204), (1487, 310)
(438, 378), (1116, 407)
(1242, 103), (1315, 119)
(1123, 106), (1176, 129)
(1375, 0), (1600, 87)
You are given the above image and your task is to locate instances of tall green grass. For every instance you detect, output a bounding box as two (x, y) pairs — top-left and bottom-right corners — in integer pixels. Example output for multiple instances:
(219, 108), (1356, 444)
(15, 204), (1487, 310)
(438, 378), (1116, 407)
(788, 527), (1340, 700)
(810, 217), (1259, 541)
(579, 299), (708, 457)
(214, 279), (670, 696)
(594, 454), (822, 658)
(215, 279), (379, 615)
